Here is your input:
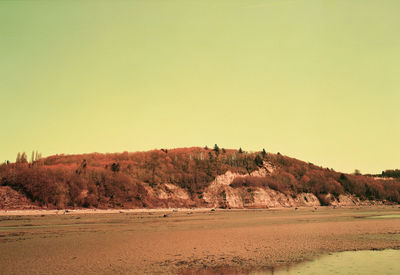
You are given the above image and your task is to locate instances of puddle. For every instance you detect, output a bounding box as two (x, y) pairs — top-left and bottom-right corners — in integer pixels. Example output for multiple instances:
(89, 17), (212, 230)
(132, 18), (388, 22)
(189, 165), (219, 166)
(253, 249), (400, 275)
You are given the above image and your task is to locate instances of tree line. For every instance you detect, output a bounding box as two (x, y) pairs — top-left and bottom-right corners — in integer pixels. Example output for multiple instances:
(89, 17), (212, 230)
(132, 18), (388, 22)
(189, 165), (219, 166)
(1, 146), (399, 208)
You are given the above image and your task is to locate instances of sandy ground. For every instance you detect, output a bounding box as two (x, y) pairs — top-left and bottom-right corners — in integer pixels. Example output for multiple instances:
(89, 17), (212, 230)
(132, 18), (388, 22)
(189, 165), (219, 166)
(0, 206), (399, 274)
(0, 208), (214, 216)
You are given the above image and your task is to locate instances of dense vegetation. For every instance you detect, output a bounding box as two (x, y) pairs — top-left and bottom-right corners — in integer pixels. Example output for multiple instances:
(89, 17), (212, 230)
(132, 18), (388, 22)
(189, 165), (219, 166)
(231, 154), (400, 205)
(380, 169), (400, 179)
(1, 147), (400, 208)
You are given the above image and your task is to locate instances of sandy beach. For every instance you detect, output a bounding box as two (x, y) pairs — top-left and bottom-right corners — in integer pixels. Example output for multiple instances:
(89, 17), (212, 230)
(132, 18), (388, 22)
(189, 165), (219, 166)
(0, 206), (399, 274)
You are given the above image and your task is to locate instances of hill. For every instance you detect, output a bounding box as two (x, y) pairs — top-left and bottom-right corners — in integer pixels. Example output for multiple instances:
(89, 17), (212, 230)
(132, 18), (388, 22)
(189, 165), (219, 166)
(1, 147), (399, 209)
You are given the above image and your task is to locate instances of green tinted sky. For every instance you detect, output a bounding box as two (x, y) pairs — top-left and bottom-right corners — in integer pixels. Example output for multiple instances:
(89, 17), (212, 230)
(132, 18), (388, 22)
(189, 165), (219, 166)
(1, 0), (399, 173)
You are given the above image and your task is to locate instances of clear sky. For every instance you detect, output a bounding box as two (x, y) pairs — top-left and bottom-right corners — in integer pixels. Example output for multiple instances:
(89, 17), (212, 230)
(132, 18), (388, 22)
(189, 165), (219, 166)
(1, 0), (399, 174)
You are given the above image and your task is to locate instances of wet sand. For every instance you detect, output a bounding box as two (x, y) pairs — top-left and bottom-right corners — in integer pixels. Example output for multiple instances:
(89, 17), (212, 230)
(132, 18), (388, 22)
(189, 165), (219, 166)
(0, 206), (399, 274)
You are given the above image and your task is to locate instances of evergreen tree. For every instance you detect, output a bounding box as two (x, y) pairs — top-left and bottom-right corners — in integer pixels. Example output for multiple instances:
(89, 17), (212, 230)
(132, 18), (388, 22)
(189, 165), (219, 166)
(111, 162), (120, 173)
(262, 148), (267, 157)
(213, 144), (220, 155)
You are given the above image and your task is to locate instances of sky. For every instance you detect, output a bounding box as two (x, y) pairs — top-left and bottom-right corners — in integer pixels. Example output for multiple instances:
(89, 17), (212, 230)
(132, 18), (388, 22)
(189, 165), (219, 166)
(0, 0), (399, 174)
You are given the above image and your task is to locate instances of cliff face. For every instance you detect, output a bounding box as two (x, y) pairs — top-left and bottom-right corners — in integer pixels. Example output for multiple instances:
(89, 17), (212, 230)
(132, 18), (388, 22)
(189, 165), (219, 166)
(200, 163), (380, 209)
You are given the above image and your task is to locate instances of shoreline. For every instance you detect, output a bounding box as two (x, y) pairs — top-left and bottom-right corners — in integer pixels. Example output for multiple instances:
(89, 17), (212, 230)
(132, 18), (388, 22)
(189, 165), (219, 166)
(1, 204), (397, 216)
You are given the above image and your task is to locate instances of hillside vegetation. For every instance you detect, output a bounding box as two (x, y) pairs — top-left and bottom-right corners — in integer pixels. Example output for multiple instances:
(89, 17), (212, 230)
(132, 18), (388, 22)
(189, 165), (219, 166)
(1, 147), (399, 209)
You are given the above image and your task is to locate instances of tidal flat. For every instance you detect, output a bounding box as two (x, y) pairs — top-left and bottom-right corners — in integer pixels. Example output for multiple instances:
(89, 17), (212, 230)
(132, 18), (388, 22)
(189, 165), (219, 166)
(0, 206), (399, 274)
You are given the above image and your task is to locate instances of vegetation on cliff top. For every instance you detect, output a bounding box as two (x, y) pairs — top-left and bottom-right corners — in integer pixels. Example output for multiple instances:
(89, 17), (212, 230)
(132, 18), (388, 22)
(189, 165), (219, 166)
(1, 147), (399, 208)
